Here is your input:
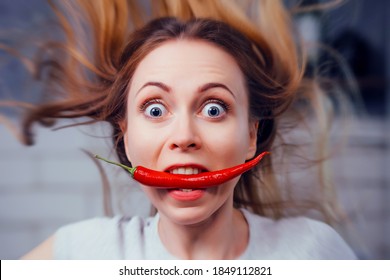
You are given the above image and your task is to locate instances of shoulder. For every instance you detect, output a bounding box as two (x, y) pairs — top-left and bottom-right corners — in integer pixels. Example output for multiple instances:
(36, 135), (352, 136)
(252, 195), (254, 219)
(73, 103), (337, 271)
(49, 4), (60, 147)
(241, 209), (356, 259)
(53, 215), (155, 259)
(21, 235), (55, 260)
(277, 216), (355, 259)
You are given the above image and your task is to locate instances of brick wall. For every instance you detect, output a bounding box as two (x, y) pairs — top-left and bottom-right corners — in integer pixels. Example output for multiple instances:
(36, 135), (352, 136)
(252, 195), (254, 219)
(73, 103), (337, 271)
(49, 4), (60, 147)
(0, 0), (389, 261)
(332, 119), (390, 259)
(0, 121), (150, 259)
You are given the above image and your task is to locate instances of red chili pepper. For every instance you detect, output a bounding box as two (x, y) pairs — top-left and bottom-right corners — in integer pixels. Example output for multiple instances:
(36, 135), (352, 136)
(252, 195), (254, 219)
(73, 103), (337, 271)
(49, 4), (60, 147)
(95, 151), (269, 189)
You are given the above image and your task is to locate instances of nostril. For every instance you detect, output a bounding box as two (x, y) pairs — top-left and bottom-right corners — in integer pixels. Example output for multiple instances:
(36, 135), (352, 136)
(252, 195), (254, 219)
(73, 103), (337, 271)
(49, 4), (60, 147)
(169, 142), (198, 150)
(170, 143), (179, 149)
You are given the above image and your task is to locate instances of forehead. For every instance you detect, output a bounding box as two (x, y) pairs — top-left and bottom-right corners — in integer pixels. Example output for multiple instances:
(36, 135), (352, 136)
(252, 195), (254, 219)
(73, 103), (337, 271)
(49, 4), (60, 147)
(130, 39), (246, 91)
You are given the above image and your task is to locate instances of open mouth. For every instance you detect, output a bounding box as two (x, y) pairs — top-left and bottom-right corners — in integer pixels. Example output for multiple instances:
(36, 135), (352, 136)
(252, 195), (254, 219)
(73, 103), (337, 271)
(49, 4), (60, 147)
(170, 188), (205, 192)
(164, 165), (208, 199)
(165, 166), (208, 192)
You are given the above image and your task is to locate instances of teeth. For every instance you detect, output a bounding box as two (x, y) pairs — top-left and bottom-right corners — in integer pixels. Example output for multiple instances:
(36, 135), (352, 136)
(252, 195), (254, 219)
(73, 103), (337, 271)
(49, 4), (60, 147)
(170, 167), (201, 175)
(180, 189), (193, 192)
(185, 168), (193, 175)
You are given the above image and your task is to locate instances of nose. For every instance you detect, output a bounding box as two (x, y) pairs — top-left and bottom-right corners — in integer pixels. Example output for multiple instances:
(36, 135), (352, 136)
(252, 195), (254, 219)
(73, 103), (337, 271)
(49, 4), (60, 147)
(169, 116), (201, 151)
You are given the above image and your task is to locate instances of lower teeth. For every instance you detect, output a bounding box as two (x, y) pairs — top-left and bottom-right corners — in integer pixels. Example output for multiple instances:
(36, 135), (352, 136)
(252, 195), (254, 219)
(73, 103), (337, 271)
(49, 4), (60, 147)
(181, 189), (192, 192)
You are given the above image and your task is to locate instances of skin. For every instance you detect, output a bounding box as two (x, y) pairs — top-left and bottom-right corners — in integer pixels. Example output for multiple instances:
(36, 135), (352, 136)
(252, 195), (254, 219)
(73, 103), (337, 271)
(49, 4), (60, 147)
(123, 39), (258, 259)
(21, 39), (258, 260)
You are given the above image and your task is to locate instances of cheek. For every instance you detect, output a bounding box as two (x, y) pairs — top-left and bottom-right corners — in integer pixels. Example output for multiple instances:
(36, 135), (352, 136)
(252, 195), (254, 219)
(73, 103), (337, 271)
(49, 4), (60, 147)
(124, 114), (175, 168)
(202, 118), (250, 159)
(141, 186), (160, 203)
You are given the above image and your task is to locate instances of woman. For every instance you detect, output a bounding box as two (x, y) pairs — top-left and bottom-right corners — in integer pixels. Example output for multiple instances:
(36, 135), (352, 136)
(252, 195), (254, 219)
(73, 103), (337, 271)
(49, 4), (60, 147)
(4, 0), (355, 259)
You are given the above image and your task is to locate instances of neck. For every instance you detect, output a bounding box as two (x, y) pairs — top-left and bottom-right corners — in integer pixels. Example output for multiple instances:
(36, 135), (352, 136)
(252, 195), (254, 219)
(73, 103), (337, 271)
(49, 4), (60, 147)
(157, 203), (248, 259)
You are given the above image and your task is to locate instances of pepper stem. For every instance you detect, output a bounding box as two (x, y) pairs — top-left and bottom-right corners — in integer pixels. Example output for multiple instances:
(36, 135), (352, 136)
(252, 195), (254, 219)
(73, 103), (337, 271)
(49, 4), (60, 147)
(95, 155), (136, 176)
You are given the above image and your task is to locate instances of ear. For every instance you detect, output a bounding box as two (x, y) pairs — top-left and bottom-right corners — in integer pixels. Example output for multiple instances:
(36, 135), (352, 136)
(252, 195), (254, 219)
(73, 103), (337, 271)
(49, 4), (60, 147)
(246, 121), (259, 160)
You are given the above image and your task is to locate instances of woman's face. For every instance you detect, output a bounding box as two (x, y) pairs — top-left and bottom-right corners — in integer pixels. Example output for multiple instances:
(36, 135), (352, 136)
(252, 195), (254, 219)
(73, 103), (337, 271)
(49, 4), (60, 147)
(123, 39), (257, 225)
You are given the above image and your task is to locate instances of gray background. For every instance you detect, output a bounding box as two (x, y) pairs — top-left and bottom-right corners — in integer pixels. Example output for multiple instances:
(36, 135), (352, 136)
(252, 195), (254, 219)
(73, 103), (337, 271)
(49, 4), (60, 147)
(0, 0), (389, 259)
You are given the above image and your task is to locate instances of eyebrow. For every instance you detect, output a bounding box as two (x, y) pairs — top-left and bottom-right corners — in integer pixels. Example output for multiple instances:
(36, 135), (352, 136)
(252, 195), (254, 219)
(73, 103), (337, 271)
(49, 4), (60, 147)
(199, 82), (236, 98)
(136, 82), (171, 96)
(136, 81), (235, 98)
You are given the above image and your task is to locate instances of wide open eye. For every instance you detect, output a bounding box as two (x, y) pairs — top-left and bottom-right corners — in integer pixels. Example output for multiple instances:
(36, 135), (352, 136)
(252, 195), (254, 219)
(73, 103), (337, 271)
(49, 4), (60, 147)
(201, 101), (227, 119)
(144, 102), (168, 118)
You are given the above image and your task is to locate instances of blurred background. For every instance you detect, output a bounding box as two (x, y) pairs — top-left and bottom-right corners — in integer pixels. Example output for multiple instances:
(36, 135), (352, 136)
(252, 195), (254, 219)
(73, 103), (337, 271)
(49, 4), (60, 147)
(0, 0), (389, 259)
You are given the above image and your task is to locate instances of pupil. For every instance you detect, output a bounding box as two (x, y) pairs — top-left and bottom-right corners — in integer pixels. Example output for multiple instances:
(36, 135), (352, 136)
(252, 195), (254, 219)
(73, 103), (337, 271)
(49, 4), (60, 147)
(151, 107), (162, 117)
(208, 106), (219, 116)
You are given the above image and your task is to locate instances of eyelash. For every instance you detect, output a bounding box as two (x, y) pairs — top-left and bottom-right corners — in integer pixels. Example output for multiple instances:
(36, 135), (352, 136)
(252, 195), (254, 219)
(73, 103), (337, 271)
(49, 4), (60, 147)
(202, 98), (230, 113)
(138, 98), (164, 112)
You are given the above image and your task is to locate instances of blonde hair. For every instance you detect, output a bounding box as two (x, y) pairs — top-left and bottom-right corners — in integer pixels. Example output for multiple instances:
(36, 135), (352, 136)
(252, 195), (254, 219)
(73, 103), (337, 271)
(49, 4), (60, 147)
(1, 0), (350, 224)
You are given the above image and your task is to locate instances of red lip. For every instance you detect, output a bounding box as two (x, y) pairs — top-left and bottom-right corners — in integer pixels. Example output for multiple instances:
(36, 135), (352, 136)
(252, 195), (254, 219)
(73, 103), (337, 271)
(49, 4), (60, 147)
(164, 164), (208, 201)
(167, 189), (206, 201)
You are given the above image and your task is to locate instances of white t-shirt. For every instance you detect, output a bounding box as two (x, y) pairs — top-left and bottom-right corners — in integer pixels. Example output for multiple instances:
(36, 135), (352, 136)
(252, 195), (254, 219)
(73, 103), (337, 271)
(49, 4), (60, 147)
(54, 208), (356, 259)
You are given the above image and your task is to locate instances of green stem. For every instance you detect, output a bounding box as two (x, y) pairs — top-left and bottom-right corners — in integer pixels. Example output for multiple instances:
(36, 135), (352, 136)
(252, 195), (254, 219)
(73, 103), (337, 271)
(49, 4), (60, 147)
(95, 155), (136, 176)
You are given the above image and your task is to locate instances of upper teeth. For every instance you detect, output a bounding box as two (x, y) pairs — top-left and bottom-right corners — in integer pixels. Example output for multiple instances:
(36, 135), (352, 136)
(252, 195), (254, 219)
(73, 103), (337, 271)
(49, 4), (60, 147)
(170, 167), (201, 175)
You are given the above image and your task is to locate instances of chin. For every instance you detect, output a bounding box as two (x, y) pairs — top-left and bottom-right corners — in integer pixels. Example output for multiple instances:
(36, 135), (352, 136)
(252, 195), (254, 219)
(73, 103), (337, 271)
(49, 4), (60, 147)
(146, 184), (235, 226)
(158, 204), (219, 226)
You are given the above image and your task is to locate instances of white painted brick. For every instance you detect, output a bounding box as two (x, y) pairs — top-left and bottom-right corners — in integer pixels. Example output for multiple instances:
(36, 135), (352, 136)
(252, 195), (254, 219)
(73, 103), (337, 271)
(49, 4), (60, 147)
(347, 119), (387, 139)
(385, 215), (390, 259)
(338, 183), (387, 216)
(0, 157), (39, 186)
(0, 219), (76, 259)
(0, 191), (92, 221)
(352, 217), (387, 259)
(81, 190), (105, 217)
(0, 230), (36, 259)
(1, 121), (110, 155)
(113, 187), (151, 217)
(39, 157), (101, 185)
(339, 217), (384, 259)
(332, 153), (384, 181)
